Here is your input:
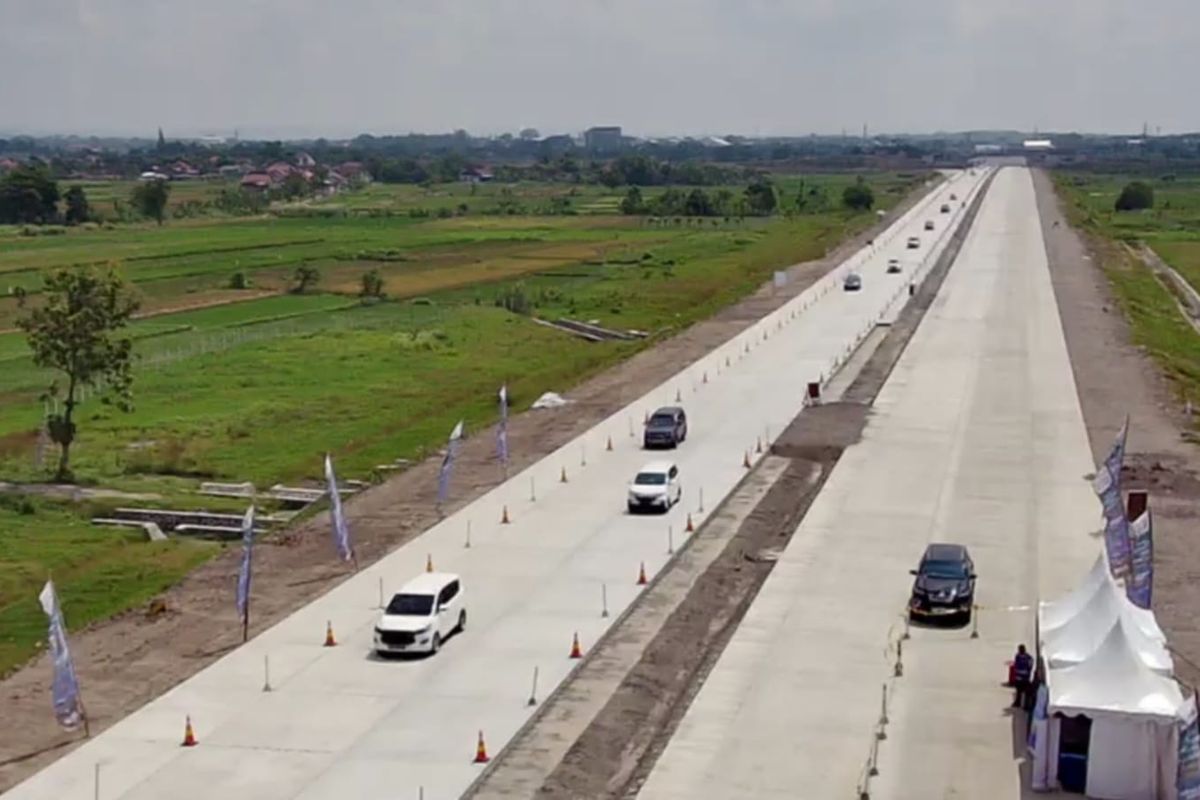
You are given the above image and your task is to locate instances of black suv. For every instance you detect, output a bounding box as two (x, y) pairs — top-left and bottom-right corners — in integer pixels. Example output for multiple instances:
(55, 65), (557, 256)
(909, 543), (975, 623)
(643, 407), (687, 449)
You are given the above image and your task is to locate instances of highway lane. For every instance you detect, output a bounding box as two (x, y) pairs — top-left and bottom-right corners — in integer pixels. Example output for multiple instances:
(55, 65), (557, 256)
(2, 169), (989, 800)
(634, 166), (1097, 800)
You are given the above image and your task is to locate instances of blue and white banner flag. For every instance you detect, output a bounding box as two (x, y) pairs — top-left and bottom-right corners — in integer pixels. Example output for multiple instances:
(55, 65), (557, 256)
(1128, 507), (1154, 610)
(235, 505), (255, 620)
(37, 581), (84, 730)
(438, 421), (464, 505)
(324, 454), (353, 562)
(1092, 417), (1132, 580)
(497, 385), (509, 465)
(1179, 694), (1200, 800)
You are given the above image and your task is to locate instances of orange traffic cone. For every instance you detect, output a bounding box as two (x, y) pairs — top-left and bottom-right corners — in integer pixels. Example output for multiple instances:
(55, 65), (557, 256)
(743, 450), (751, 469)
(501, 505), (511, 524)
(473, 730), (490, 764)
(675, 388), (682, 402)
(324, 620), (336, 647)
(569, 632), (584, 659)
(686, 513), (695, 533)
(606, 435), (613, 452)
(560, 466), (568, 483)
(637, 562), (648, 585)
(181, 715), (197, 747)
(426, 554), (434, 573)
(702, 371), (708, 384)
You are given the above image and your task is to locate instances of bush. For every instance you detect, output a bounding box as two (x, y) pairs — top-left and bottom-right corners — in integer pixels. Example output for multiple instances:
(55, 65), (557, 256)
(842, 179), (875, 211)
(229, 271), (250, 290)
(1115, 181), (1154, 212)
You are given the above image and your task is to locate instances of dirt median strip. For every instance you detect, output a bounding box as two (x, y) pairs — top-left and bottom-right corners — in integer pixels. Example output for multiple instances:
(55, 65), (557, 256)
(0, 183), (942, 792)
(465, 171), (1001, 799)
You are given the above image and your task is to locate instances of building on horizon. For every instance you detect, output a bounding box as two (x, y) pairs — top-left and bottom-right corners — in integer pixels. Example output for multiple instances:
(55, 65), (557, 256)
(584, 126), (623, 153)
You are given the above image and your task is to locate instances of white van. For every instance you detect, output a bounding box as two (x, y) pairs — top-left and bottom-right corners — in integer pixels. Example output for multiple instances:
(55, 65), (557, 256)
(374, 572), (466, 655)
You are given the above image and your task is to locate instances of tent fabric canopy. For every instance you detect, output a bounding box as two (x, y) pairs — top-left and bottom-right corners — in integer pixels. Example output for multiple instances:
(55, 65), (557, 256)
(1040, 552), (1110, 632)
(1047, 622), (1183, 722)
(1039, 553), (1164, 642)
(1041, 576), (1172, 675)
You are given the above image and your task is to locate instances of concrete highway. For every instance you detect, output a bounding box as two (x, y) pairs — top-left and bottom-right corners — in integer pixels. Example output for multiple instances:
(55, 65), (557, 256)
(3, 170), (988, 800)
(635, 167), (1099, 800)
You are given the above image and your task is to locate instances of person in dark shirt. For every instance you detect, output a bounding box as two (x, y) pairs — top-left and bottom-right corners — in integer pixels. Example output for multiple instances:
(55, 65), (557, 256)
(1013, 644), (1034, 709)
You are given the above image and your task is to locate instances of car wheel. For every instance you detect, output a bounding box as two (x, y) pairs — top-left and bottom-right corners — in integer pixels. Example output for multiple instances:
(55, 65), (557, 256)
(627, 503), (636, 514)
(457, 610), (467, 633)
(430, 633), (441, 654)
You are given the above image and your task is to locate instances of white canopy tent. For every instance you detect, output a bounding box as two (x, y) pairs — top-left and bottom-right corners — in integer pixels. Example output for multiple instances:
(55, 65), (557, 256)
(1041, 576), (1172, 675)
(1035, 613), (1183, 799)
(1039, 552), (1164, 642)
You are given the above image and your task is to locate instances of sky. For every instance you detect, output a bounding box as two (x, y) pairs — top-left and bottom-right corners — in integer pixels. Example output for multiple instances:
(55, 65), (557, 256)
(2, 0), (1198, 139)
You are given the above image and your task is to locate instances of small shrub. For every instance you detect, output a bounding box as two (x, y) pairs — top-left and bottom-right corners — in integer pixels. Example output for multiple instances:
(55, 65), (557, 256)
(229, 271), (250, 290)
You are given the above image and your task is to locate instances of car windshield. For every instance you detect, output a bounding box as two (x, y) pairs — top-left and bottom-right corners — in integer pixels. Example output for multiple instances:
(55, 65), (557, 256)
(635, 472), (668, 486)
(649, 415), (675, 426)
(386, 593), (435, 615)
(922, 560), (968, 579)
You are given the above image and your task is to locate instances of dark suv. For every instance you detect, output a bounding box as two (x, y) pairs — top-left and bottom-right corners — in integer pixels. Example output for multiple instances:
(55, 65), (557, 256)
(909, 543), (975, 623)
(643, 407), (687, 449)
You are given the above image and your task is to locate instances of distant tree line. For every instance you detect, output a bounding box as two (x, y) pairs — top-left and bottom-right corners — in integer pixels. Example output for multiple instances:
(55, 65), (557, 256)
(0, 164), (172, 226)
(618, 177), (874, 218)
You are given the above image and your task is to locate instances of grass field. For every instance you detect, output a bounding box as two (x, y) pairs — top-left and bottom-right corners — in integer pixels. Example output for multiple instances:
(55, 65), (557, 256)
(0, 171), (925, 674)
(1054, 172), (1200, 411)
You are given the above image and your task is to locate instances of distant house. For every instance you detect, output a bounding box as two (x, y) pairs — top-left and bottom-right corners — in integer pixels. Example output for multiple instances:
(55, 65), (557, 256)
(218, 164), (247, 179)
(333, 161), (370, 185)
(240, 172), (272, 192)
(139, 171), (170, 182)
(295, 152), (316, 168)
(1023, 139), (1054, 151)
(264, 161), (296, 185)
(169, 160), (200, 179)
(459, 165), (494, 183)
(584, 126), (623, 153)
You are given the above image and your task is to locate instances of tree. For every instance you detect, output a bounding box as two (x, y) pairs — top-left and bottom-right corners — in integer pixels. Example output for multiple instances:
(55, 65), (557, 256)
(842, 178), (875, 211)
(0, 164), (60, 224)
(360, 268), (385, 301)
(291, 265), (321, 294)
(131, 179), (170, 225)
(684, 188), (714, 216)
(743, 180), (777, 215)
(63, 185), (90, 225)
(1115, 181), (1154, 212)
(519, 128), (540, 140)
(17, 268), (139, 481)
(280, 172), (312, 200)
(156, 127), (166, 150)
(620, 186), (646, 215)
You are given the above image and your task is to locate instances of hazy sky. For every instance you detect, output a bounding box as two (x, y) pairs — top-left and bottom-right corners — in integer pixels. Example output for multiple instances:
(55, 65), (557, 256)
(2, 0), (1197, 139)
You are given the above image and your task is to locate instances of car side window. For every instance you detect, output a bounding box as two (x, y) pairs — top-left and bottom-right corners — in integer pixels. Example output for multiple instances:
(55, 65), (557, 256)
(441, 581), (459, 604)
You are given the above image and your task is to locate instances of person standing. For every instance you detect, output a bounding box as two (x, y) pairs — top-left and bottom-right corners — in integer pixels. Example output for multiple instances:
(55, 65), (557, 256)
(1012, 644), (1034, 709)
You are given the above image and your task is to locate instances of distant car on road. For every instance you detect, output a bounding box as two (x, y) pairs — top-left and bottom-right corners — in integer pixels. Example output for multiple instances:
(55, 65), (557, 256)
(628, 461), (682, 513)
(644, 406), (688, 449)
(940, 203), (951, 213)
(909, 543), (975, 623)
(843, 272), (863, 291)
(924, 220), (935, 231)
(951, 192), (959, 199)
(374, 573), (466, 656)
(906, 236), (920, 249)
(886, 258), (902, 274)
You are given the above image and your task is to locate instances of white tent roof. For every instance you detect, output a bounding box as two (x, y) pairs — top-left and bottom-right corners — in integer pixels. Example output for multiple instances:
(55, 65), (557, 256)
(1039, 552), (1164, 642)
(1042, 575), (1172, 675)
(1048, 623), (1183, 722)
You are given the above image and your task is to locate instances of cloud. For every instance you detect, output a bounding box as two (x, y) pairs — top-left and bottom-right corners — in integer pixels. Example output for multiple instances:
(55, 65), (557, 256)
(0, 0), (1196, 137)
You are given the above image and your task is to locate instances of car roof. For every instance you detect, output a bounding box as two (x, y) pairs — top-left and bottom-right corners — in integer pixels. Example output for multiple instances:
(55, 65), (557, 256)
(922, 543), (968, 561)
(638, 460), (675, 473)
(651, 406), (683, 416)
(396, 572), (460, 594)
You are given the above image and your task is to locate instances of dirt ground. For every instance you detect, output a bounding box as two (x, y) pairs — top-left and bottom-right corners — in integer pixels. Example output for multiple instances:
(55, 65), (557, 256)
(0, 184), (936, 790)
(1033, 169), (1200, 683)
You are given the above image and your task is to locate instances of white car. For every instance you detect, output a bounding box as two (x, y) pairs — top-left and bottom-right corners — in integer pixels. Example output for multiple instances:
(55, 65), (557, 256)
(374, 572), (465, 656)
(628, 461), (682, 513)
(843, 272), (863, 291)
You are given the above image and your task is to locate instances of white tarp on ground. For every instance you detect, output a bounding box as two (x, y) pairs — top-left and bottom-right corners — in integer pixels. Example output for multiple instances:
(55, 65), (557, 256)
(1047, 623), (1183, 800)
(1041, 575), (1172, 675)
